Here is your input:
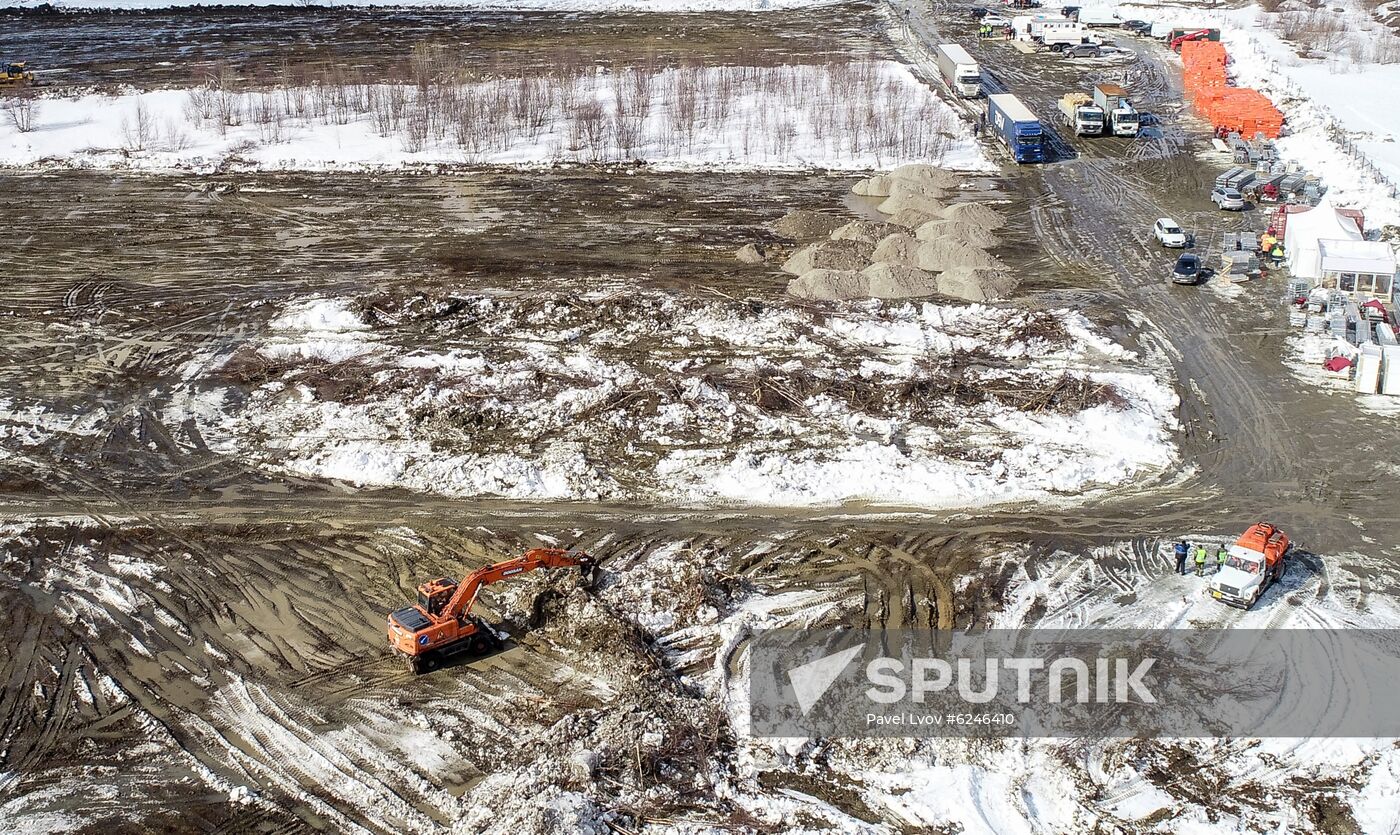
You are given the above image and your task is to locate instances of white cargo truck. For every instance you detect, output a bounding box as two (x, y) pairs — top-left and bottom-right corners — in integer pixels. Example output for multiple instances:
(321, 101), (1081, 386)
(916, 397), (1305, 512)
(934, 43), (982, 98)
(1057, 93), (1105, 136)
(1093, 83), (1141, 137)
(1040, 20), (1099, 48)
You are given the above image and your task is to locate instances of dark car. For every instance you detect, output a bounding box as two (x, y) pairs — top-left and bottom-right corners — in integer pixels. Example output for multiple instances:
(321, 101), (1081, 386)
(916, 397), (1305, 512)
(970, 6), (992, 18)
(1171, 254), (1203, 285)
(1121, 19), (1153, 34)
(1065, 44), (1102, 58)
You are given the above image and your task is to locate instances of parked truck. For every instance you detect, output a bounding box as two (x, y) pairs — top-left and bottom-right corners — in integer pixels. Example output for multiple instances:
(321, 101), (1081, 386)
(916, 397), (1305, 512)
(934, 43), (982, 98)
(1093, 83), (1140, 137)
(1057, 92), (1105, 136)
(1207, 523), (1289, 609)
(1040, 20), (1099, 48)
(987, 93), (1045, 164)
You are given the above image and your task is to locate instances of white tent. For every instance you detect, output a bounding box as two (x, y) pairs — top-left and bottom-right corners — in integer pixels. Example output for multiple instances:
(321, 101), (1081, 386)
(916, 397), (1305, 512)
(1318, 239), (1396, 276)
(1283, 203), (1362, 281)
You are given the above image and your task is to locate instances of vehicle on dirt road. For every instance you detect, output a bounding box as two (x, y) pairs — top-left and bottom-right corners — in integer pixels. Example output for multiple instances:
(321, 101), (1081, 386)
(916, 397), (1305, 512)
(935, 43), (982, 98)
(1211, 186), (1247, 210)
(1154, 217), (1189, 247)
(1170, 253), (1204, 285)
(1063, 43), (1102, 58)
(1057, 92), (1104, 136)
(1093, 83), (1140, 136)
(1120, 19), (1152, 34)
(0, 62), (34, 88)
(988, 93), (1046, 164)
(1209, 523), (1290, 609)
(388, 547), (597, 674)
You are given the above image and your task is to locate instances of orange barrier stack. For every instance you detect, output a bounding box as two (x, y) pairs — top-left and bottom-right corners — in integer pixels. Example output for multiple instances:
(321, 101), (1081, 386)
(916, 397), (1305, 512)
(1179, 38), (1284, 138)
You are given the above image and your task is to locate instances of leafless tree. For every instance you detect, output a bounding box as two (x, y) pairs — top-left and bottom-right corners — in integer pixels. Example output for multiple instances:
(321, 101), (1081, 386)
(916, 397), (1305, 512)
(4, 96), (37, 133)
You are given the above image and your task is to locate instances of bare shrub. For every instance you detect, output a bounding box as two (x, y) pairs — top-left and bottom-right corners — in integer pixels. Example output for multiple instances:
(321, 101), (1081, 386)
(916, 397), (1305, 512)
(4, 96), (37, 133)
(121, 99), (154, 150)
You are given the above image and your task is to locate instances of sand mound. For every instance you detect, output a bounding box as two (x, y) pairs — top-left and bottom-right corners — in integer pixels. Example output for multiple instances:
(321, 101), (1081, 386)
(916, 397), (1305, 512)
(884, 207), (940, 230)
(937, 267), (1018, 302)
(871, 232), (922, 267)
(915, 238), (1003, 273)
(940, 201), (1006, 230)
(781, 239), (875, 275)
(786, 269), (870, 300)
(914, 219), (1002, 249)
(830, 220), (895, 244)
(861, 262), (941, 299)
(735, 243), (768, 264)
(773, 209), (844, 241)
(851, 175), (894, 198)
(889, 163), (961, 190)
(876, 187), (945, 218)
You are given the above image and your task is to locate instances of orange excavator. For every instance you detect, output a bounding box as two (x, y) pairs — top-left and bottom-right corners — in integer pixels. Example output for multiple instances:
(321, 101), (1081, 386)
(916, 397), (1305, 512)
(388, 547), (596, 674)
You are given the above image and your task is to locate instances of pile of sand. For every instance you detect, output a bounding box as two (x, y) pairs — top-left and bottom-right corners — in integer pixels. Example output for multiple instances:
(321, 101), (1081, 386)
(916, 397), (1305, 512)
(884, 207), (941, 229)
(941, 201), (1006, 230)
(786, 269), (870, 300)
(781, 239), (874, 275)
(915, 237), (1004, 273)
(889, 163), (961, 190)
(914, 219), (1002, 249)
(871, 232), (921, 267)
(772, 209), (844, 240)
(938, 267), (1018, 302)
(851, 175), (894, 198)
(735, 243), (768, 264)
(861, 262), (940, 299)
(877, 189), (945, 218)
(830, 220), (895, 244)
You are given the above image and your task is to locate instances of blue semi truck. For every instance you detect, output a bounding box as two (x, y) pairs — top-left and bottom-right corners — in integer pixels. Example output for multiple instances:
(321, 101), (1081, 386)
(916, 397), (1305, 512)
(987, 93), (1045, 164)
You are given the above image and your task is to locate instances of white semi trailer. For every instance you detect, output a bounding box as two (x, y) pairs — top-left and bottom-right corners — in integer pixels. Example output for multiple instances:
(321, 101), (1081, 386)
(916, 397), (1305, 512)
(934, 43), (982, 98)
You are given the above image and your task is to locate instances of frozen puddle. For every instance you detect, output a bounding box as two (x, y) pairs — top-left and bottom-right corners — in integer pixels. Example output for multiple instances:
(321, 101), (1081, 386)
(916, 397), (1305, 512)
(171, 291), (1180, 508)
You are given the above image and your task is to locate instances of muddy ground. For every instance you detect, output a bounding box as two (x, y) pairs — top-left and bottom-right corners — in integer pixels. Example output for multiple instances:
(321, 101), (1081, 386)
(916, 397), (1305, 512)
(3, 1), (1400, 832)
(1, 3), (889, 89)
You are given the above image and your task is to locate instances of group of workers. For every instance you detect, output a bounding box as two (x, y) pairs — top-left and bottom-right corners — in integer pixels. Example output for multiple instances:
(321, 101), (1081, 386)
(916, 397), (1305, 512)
(1259, 228), (1285, 267)
(976, 22), (1013, 38)
(1173, 540), (1229, 576)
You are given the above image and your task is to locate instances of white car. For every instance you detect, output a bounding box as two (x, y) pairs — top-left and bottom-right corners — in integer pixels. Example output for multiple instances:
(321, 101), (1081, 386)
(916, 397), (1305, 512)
(1153, 218), (1188, 248)
(1153, 218), (1187, 247)
(1211, 186), (1247, 211)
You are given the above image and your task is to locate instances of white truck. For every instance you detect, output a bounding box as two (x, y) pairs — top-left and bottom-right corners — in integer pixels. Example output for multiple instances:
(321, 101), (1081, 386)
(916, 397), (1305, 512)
(1057, 93), (1105, 136)
(934, 43), (982, 98)
(1040, 20), (1100, 48)
(1207, 523), (1290, 609)
(1093, 83), (1140, 137)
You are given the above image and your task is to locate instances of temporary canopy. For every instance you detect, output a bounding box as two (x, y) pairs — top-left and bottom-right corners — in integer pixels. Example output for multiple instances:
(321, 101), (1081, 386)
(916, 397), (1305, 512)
(1283, 203), (1363, 280)
(1318, 239), (1398, 277)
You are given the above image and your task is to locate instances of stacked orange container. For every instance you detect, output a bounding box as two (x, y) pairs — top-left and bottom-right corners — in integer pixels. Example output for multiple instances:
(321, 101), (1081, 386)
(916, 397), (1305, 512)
(1179, 38), (1283, 138)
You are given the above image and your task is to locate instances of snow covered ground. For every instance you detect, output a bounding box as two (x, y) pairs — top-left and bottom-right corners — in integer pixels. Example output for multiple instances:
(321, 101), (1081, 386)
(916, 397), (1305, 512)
(0, 61), (989, 173)
(1118, 0), (1400, 229)
(169, 293), (1179, 508)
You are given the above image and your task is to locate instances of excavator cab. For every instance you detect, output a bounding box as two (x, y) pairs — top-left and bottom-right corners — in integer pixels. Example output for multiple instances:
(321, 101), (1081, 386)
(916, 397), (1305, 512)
(416, 577), (458, 616)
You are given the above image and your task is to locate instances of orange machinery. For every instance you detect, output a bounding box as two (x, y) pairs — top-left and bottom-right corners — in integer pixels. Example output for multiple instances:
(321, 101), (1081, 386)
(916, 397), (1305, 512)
(1235, 522), (1290, 567)
(387, 547), (596, 674)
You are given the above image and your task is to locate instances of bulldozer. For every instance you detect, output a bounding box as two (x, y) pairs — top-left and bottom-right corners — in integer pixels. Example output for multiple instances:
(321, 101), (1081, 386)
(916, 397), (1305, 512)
(0, 62), (35, 89)
(387, 547), (596, 674)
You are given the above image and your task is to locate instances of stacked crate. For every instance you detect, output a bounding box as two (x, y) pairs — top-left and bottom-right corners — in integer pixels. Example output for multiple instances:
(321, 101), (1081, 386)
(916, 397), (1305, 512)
(1180, 40), (1284, 138)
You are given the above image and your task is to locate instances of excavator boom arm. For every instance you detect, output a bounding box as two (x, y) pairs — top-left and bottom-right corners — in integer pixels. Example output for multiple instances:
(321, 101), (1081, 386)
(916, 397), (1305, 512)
(440, 548), (592, 621)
